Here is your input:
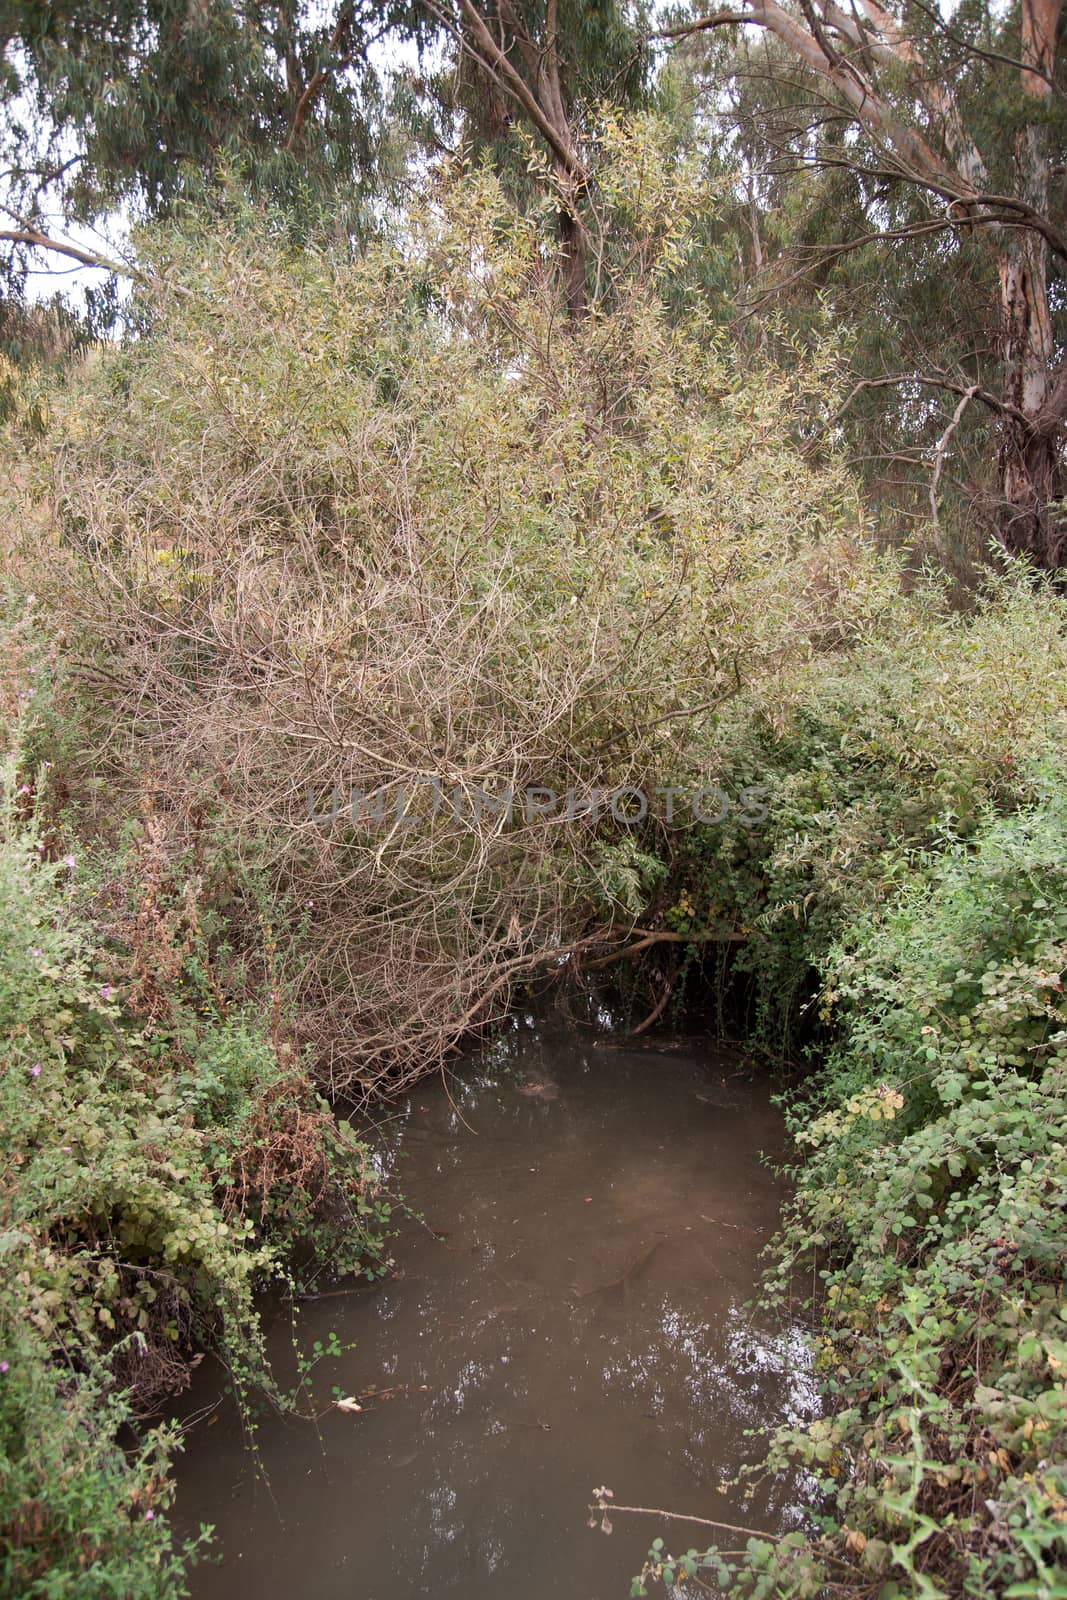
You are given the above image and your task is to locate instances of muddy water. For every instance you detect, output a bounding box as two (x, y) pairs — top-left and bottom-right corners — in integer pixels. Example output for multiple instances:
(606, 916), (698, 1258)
(175, 1017), (816, 1598)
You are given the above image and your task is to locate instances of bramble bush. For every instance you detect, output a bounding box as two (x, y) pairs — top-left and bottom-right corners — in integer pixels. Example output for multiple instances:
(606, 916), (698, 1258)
(636, 758), (1067, 1598)
(0, 743), (390, 1596)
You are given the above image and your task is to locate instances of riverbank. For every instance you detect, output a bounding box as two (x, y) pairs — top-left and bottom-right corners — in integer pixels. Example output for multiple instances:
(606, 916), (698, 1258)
(634, 769), (1067, 1597)
(4, 636), (1065, 1599)
(0, 759), (393, 1595)
(3, 596), (1066, 1597)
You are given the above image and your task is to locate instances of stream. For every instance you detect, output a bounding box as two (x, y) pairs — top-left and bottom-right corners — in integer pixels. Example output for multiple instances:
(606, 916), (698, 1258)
(174, 1013), (817, 1598)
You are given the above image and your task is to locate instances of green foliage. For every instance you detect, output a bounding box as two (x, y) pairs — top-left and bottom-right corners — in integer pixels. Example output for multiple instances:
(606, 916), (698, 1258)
(448, 0), (653, 172)
(656, 574), (1067, 1044)
(664, 0), (1067, 562)
(0, 746), (390, 1594)
(0, 0), (654, 323)
(0, 0), (414, 305)
(638, 761), (1067, 1598)
(0, 1269), (208, 1599)
(4, 99), (1067, 1600)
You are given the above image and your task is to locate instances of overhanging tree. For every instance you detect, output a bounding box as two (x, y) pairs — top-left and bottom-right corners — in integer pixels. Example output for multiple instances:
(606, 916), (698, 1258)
(420, 1), (651, 312)
(1, 1), (649, 320)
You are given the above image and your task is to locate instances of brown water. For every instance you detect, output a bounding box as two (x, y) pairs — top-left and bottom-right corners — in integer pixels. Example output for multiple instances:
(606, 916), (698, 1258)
(175, 1015), (816, 1599)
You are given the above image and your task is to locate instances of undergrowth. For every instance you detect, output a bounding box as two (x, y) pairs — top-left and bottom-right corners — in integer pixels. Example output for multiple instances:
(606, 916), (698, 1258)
(2, 121), (1067, 1600)
(635, 757), (1067, 1597)
(0, 738), (391, 1595)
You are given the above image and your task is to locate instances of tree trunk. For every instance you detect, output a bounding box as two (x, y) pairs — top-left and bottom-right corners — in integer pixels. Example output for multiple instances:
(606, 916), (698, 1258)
(997, 422), (1067, 569)
(453, 2), (590, 316)
(558, 200), (588, 317)
(996, 231), (1067, 566)
(996, 0), (1067, 570)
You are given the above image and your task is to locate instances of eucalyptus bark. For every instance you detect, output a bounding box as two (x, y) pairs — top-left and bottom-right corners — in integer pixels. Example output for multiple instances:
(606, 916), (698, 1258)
(669, 0), (1067, 572)
(996, 0), (1067, 568)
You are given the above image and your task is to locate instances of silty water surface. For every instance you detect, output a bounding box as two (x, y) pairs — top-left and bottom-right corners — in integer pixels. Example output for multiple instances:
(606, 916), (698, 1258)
(175, 1015), (816, 1598)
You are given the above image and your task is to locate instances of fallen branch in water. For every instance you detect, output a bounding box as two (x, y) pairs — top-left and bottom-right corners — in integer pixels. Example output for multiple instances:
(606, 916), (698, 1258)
(588, 1487), (783, 1544)
(293, 1282), (381, 1302)
(582, 928), (745, 972)
(437, 925), (745, 1072)
(629, 971), (676, 1036)
(591, 1491), (859, 1582)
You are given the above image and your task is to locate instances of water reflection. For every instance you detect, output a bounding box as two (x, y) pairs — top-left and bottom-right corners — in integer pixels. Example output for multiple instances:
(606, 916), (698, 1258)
(175, 1014), (816, 1599)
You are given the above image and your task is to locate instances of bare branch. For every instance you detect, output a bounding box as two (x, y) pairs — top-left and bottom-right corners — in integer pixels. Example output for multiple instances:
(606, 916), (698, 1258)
(588, 1489), (784, 1545)
(929, 383), (980, 531)
(654, 11), (764, 38)
(833, 373), (1029, 429)
(0, 226), (140, 278)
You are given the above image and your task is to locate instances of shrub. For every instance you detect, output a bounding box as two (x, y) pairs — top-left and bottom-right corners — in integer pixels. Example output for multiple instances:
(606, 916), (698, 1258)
(0, 1259), (205, 1600)
(653, 577), (1067, 1045)
(22, 122), (903, 1094)
(6, 112), (1067, 1600)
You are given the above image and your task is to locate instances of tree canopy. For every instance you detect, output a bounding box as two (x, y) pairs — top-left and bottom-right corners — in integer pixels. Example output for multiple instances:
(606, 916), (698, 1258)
(4, 0), (1067, 570)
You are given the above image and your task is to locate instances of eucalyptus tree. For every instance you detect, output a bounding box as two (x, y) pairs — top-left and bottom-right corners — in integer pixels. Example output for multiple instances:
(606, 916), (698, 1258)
(413, 1), (653, 312)
(663, 0), (1067, 571)
(0, 0), (422, 303)
(0, 0), (652, 323)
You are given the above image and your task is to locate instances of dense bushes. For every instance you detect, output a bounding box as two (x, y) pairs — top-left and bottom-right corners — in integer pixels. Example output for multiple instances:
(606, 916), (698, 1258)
(1, 125), (898, 1595)
(772, 774), (1067, 1598)
(636, 759), (1067, 1596)
(19, 124), (904, 1096)
(0, 739), (390, 1595)
(657, 577), (1067, 1045)
(4, 120), (1067, 1600)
